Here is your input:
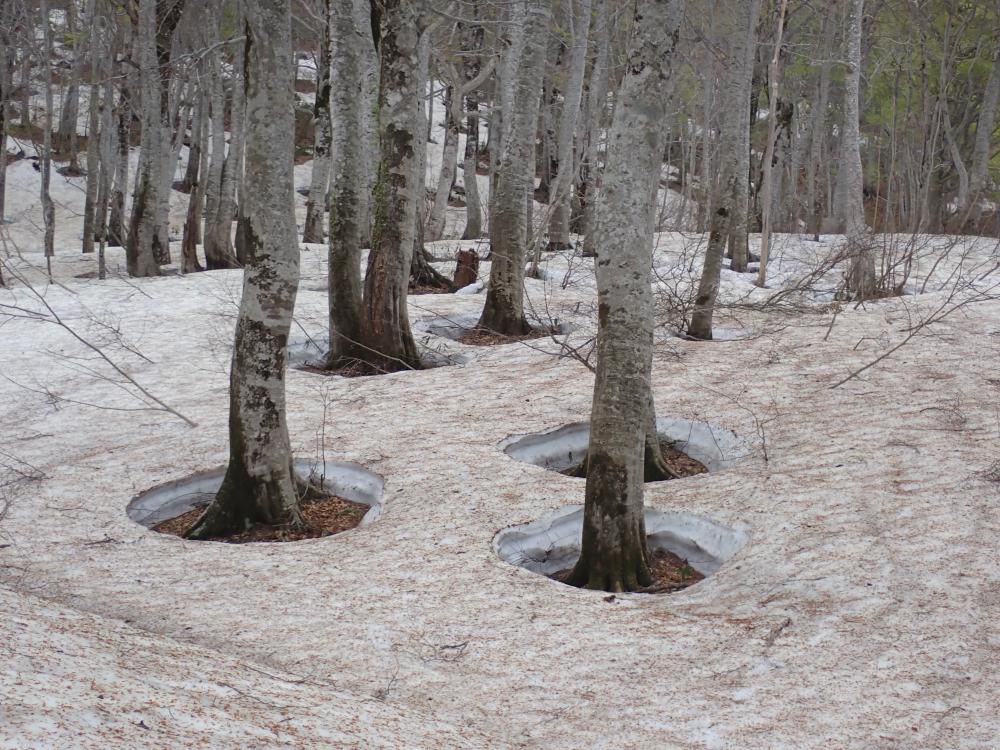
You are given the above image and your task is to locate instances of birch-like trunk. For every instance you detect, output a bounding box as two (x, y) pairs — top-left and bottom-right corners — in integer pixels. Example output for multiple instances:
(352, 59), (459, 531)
(345, 0), (424, 373)
(303, 0), (332, 244)
(187, 0), (302, 539)
(325, 0), (367, 365)
(546, 0), (592, 251)
(478, 0), (550, 336)
(566, 0), (685, 593)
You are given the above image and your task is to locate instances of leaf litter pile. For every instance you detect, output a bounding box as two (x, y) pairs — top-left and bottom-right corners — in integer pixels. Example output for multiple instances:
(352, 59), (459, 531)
(153, 493), (370, 543)
(549, 548), (705, 594)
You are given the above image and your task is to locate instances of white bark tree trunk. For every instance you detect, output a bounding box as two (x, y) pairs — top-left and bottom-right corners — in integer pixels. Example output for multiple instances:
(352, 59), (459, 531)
(567, 0), (685, 593)
(187, 0), (302, 539)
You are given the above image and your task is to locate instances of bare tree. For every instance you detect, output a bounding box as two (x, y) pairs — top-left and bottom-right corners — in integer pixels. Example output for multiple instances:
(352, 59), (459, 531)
(566, 0), (685, 592)
(477, 0), (550, 336)
(187, 0), (303, 539)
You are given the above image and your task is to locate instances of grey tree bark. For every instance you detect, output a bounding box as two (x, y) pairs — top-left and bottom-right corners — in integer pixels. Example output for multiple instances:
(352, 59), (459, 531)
(337, 0), (425, 373)
(756, 0), (789, 287)
(302, 0), (332, 244)
(477, 0), (550, 336)
(0, 4), (10, 223)
(126, 0), (186, 276)
(204, 40), (245, 270)
(725, 0), (761, 273)
(836, 0), (875, 299)
(580, 0), (610, 258)
(187, 0), (303, 539)
(969, 38), (1000, 208)
(688, 0), (760, 339)
(325, 0), (367, 365)
(546, 0), (592, 252)
(566, 0), (685, 593)
(40, 0), (56, 279)
(460, 18), (485, 240)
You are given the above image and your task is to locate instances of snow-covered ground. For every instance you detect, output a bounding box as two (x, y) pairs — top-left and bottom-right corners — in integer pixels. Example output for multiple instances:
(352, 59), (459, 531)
(4, 95), (1000, 748)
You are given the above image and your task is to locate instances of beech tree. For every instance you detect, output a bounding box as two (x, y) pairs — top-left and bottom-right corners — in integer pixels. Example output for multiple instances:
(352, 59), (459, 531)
(187, 0), (302, 538)
(566, 0), (685, 592)
(326, 0), (425, 374)
(476, 0), (550, 336)
(126, 0), (186, 277)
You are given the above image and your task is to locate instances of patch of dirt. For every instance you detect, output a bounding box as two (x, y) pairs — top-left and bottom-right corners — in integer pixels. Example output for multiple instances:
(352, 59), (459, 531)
(549, 548), (705, 594)
(408, 283), (455, 295)
(457, 326), (555, 346)
(297, 359), (424, 378)
(560, 441), (708, 480)
(152, 493), (370, 543)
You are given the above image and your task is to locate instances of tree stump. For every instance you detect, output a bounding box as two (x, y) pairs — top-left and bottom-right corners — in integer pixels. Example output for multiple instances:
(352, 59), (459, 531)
(453, 248), (480, 288)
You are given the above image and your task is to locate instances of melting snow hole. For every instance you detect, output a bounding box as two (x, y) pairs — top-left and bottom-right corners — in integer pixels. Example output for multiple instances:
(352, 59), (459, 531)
(127, 460), (384, 529)
(494, 505), (748, 579)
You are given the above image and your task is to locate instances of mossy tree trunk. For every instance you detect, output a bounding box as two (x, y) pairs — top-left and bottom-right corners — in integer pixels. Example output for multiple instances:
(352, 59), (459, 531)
(565, 0), (685, 593)
(477, 0), (550, 336)
(187, 0), (302, 540)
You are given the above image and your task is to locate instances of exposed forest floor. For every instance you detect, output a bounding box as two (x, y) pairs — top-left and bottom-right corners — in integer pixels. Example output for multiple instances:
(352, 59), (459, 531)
(3, 134), (1000, 747)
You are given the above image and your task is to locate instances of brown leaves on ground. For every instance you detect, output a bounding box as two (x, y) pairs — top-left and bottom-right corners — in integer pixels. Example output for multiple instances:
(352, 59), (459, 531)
(152, 494), (369, 543)
(457, 326), (555, 346)
(549, 548), (705, 594)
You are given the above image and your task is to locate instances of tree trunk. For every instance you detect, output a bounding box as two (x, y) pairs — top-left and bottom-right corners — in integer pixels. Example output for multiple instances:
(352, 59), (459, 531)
(203, 53), (242, 269)
(969, 38), (1000, 207)
(460, 19), (485, 240)
(81, 3), (103, 255)
(339, 0), (425, 373)
(187, 0), (302, 539)
(0, 7), (9, 224)
(579, 0), (610, 258)
(566, 0), (685, 593)
(837, 0), (875, 299)
(756, 0), (789, 287)
(325, 0), (368, 366)
(688, 0), (759, 338)
(725, 0), (761, 274)
(40, 0), (56, 279)
(478, 0), (550, 336)
(303, 0), (332, 244)
(546, 0), (592, 252)
(108, 68), (132, 248)
(127, 0), (186, 276)
(427, 84), (460, 241)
